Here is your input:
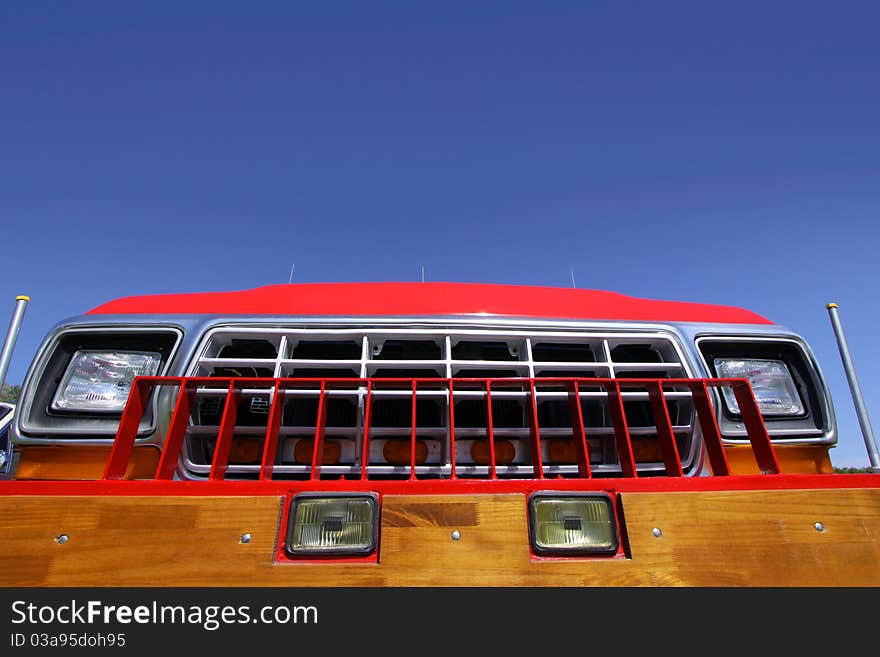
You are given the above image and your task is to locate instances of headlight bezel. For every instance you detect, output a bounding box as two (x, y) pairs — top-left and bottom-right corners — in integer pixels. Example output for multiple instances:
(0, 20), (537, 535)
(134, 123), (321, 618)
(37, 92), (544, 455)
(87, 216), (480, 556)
(696, 335), (831, 442)
(16, 326), (183, 440)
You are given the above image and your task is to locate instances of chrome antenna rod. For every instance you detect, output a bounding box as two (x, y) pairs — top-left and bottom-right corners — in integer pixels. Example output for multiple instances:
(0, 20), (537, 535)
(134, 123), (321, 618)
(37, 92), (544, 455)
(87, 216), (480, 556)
(826, 302), (880, 472)
(0, 295), (29, 392)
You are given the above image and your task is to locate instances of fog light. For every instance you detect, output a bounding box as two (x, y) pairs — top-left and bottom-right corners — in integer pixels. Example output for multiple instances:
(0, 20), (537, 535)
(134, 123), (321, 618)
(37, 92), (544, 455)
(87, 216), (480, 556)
(286, 493), (378, 556)
(529, 493), (618, 556)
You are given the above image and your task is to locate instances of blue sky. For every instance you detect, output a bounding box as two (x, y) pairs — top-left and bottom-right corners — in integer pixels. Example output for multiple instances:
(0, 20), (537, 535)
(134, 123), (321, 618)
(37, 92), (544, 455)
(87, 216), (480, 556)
(1, 1), (878, 467)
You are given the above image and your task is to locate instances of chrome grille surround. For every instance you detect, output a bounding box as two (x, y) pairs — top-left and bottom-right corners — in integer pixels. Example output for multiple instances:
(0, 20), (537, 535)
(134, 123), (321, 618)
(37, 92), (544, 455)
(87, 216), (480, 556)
(180, 325), (700, 479)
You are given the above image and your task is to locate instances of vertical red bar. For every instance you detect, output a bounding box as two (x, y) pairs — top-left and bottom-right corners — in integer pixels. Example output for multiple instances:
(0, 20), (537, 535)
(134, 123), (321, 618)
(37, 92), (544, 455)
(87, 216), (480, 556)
(606, 381), (637, 478)
(731, 381), (781, 474)
(527, 380), (544, 479)
(103, 378), (153, 480)
(360, 380), (373, 481)
(259, 381), (285, 480)
(448, 379), (457, 480)
(310, 381), (328, 480)
(485, 381), (497, 479)
(566, 381), (592, 478)
(690, 381), (731, 476)
(646, 381), (683, 477)
(209, 381), (240, 480)
(155, 379), (195, 480)
(410, 380), (418, 481)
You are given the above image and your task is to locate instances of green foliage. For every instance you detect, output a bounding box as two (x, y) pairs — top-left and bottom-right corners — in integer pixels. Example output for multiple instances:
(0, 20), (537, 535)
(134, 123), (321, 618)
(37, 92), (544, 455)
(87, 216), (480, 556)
(833, 466), (875, 474)
(0, 383), (19, 404)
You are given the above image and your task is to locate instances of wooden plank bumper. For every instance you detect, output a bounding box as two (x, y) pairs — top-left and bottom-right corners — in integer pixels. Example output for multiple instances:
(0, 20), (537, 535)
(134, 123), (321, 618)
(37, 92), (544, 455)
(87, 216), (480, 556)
(1, 487), (878, 587)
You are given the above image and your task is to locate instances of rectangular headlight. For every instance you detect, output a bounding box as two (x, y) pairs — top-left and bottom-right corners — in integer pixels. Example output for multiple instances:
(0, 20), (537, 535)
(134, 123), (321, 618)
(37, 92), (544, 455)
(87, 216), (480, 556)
(286, 493), (378, 557)
(714, 358), (804, 416)
(529, 493), (619, 556)
(51, 350), (162, 412)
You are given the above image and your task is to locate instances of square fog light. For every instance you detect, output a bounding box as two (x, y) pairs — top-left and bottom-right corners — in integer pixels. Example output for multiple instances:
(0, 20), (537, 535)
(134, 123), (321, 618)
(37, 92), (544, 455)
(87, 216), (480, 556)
(286, 493), (378, 557)
(529, 493), (618, 556)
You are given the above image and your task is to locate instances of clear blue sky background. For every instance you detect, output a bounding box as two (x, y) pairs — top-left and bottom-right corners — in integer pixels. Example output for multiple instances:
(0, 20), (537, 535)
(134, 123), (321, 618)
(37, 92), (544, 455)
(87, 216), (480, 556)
(1, 1), (877, 467)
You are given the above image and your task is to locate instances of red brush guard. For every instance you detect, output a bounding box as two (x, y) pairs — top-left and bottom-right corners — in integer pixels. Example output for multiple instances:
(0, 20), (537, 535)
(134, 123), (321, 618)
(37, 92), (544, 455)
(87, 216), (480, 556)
(102, 376), (781, 482)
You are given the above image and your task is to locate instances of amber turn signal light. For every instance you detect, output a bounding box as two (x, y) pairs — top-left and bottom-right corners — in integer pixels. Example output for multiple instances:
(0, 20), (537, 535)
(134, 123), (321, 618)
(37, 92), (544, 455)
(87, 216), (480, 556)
(228, 439), (263, 464)
(293, 439), (341, 465)
(548, 439), (577, 463)
(471, 439), (516, 465)
(382, 439), (428, 465)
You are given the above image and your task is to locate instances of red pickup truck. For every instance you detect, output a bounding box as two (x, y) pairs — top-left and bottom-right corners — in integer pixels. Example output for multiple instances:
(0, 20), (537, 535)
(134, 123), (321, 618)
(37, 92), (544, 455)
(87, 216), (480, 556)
(1, 282), (877, 586)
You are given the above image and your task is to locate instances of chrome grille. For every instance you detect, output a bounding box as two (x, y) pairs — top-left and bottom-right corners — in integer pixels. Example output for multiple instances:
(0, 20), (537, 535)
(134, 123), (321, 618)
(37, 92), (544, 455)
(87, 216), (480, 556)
(180, 327), (699, 478)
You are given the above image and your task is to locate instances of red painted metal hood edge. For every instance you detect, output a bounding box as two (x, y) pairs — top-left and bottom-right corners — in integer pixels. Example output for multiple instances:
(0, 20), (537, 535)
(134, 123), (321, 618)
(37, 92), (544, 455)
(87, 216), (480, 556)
(86, 282), (772, 325)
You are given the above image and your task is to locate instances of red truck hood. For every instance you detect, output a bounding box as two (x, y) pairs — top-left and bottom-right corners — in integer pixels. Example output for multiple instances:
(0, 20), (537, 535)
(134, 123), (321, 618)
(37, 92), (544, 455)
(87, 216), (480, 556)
(86, 282), (771, 324)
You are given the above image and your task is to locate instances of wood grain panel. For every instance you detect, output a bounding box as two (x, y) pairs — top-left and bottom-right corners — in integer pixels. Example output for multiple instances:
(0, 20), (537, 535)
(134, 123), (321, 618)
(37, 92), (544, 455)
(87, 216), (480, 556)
(382, 501), (478, 527)
(621, 488), (880, 586)
(1, 489), (878, 586)
(378, 495), (529, 586)
(0, 497), (283, 586)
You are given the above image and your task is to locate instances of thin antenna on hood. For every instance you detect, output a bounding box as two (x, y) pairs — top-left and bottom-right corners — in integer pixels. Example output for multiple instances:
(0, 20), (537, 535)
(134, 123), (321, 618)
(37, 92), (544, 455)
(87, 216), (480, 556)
(570, 265), (577, 288)
(288, 263), (295, 284)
